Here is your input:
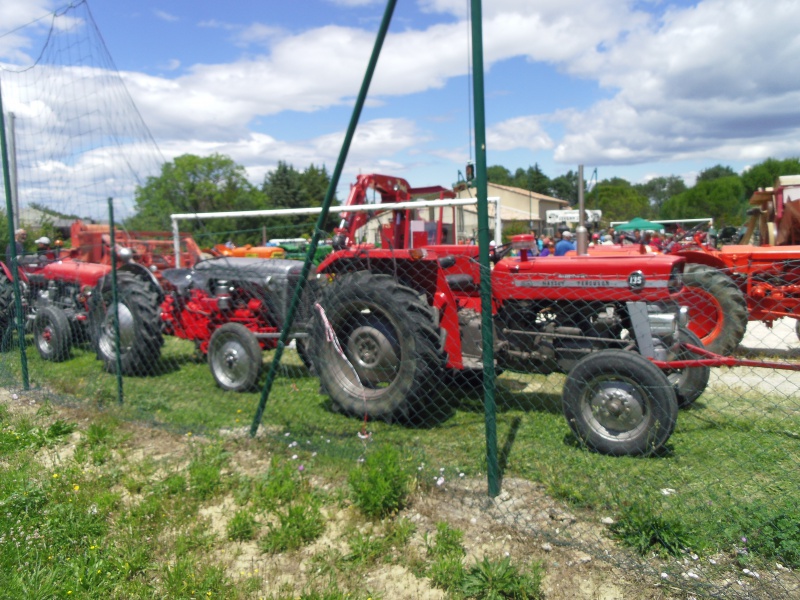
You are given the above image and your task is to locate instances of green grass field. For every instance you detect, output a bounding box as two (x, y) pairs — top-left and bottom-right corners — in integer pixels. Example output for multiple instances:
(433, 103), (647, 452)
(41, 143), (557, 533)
(2, 336), (799, 596)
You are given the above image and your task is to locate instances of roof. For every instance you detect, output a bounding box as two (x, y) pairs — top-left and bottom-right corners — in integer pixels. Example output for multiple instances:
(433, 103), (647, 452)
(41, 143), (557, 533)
(485, 182), (569, 206)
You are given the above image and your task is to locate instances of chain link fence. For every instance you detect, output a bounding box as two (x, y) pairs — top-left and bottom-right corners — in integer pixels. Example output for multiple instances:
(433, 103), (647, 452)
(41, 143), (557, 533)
(2, 221), (799, 598)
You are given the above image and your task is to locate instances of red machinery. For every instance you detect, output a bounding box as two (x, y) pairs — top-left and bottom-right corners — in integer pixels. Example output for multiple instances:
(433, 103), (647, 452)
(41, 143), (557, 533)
(0, 244), (162, 375)
(304, 173), (800, 457)
(666, 175), (800, 352)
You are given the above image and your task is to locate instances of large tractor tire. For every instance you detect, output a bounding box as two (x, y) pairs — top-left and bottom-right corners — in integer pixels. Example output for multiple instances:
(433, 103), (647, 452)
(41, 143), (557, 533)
(208, 323), (263, 392)
(562, 350), (679, 456)
(676, 264), (747, 355)
(0, 271), (14, 352)
(89, 271), (164, 376)
(309, 271), (446, 423)
(665, 327), (710, 409)
(33, 305), (71, 362)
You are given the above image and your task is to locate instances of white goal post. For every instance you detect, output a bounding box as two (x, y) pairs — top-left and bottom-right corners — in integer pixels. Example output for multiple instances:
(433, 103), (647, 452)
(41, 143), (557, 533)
(170, 196), (501, 267)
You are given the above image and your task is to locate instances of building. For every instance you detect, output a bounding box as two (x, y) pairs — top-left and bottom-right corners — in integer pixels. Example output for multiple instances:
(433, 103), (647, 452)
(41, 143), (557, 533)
(454, 182), (569, 240)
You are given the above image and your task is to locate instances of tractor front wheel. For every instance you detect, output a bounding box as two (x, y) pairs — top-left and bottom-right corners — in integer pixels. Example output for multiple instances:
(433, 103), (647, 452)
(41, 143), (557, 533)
(309, 271), (445, 423)
(562, 350), (678, 456)
(33, 306), (71, 362)
(208, 323), (263, 392)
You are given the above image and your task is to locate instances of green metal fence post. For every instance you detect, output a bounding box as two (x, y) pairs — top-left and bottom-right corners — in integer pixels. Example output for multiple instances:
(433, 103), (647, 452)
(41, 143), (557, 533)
(249, 0), (399, 436)
(470, 0), (501, 497)
(0, 77), (30, 389)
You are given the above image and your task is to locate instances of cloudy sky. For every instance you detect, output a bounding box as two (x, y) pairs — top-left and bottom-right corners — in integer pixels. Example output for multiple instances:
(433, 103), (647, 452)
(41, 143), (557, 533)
(2, 0), (800, 212)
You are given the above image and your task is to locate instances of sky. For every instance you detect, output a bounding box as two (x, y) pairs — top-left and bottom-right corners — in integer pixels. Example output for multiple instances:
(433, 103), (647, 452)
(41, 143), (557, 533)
(2, 0), (800, 210)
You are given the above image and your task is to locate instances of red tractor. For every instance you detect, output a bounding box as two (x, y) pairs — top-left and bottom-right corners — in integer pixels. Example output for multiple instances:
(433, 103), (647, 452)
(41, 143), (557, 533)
(304, 174), (716, 457)
(158, 256), (316, 391)
(0, 246), (163, 375)
(667, 175), (800, 352)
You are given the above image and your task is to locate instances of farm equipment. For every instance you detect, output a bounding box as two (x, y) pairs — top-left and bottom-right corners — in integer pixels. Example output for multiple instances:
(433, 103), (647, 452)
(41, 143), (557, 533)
(0, 247), (163, 375)
(68, 220), (206, 276)
(303, 174), (707, 456)
(210, 243), (287, 260)
(159, 257), (316, 391)
(303, 173), (800, 457)
(667, 175), (800, 351)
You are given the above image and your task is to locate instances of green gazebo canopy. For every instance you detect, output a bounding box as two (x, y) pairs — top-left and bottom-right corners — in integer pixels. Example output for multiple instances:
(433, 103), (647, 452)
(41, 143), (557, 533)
(615, 217), (665, 232)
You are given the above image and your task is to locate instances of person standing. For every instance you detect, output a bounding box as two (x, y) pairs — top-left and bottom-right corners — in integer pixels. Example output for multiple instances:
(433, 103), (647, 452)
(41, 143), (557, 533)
(554, 230), (576, 256)
(5, 228), (27, 261)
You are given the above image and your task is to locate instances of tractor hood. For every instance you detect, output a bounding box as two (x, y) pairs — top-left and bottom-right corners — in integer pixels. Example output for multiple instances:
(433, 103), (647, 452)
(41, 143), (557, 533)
(492, 253), (685, 303)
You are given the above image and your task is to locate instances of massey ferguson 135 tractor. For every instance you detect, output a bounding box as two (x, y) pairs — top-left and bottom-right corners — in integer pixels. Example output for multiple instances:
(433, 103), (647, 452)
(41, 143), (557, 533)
(668, 175), (800, 351)
(302, 174), (710, 456)
(0, 247), (163, 375)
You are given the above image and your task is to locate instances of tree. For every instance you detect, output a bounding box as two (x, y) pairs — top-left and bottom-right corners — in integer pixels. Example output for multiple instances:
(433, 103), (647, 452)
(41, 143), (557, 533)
(513, 164), (551, 195)
(127, 154), (264, 242)
(595, 178), (650, 224)
(261, 162), (335, 236)
(696, 164), (737, 183)
(549, 170), (580, 205)
(740, 157), (800, 198)
(660, 176), (746, 227)
(486, 165), (513, 186)
(635, 176), (687, 214)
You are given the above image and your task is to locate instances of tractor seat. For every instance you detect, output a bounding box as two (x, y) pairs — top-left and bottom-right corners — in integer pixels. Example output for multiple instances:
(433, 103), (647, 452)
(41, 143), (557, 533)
(445, 274), (478, 293)
(160, 268), (193, 296)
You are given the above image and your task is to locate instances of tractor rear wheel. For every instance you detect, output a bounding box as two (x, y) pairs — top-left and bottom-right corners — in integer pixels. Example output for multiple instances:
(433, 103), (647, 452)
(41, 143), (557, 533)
(562, 350), (678, 456)
(677, 264), (747, 355)
(89, 272), (163, 375)
(309, 271), (446, 423)
(33, 306), (71, 362)
(0, 271), (14, 352)
(208, 323), (263, 392)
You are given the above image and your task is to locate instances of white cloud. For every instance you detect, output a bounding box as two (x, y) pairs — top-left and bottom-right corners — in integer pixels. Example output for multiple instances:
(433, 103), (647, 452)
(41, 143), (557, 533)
(487, 116), (553, 152)
(153, 10), (178, 23)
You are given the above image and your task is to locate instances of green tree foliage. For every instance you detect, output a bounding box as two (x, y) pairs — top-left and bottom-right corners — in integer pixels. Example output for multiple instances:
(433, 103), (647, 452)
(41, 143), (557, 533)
(261, 161), (334, 235)
(696, 164), (737, 183)
(660, 176), (746, 227)
(549, 170), (580, 205)
(512, 164), (551, 195)
(486, 165), (513, 186)
(126, 154), (265, 243)
(740, 157), (800, 198)
(637, 176), (687, 214)
(595, 178), (650, 224)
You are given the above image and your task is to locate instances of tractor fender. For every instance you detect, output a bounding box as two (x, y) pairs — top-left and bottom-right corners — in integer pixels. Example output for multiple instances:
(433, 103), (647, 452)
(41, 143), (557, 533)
(0, 261), (29, 283)
(118, 263), (165, 303)
(675, 250), (726, 272)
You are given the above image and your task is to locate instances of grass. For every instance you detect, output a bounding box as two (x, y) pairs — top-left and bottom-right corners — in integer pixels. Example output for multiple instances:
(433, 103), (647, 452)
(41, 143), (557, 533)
(2, 332), (800, 591)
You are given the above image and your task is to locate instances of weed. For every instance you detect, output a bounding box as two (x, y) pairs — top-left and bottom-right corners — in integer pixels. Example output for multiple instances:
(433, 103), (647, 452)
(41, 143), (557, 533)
(252, 457), (304, 509)
(161, 472), (188, 496)
(610, 500), (692, 557)
(348, 445), (412, 518)
(188, 444), (228, 500)
(426, 521), (465, 559)
(175, 520), (218, 554)
(227, 509), (259, 541)
(85, 421), (114, 446)
(461, 555), (544, 600)
(741, 500), (800, 568)
(260, 502), (325, 553)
